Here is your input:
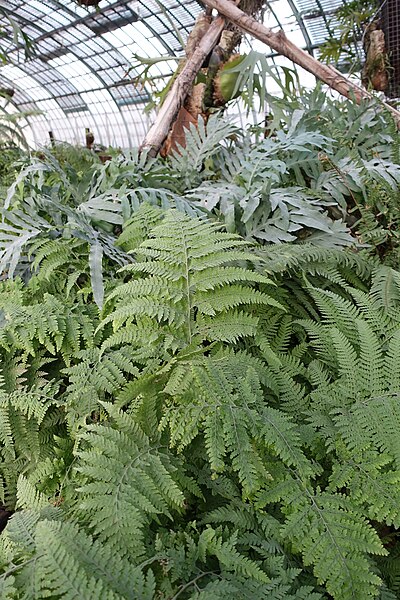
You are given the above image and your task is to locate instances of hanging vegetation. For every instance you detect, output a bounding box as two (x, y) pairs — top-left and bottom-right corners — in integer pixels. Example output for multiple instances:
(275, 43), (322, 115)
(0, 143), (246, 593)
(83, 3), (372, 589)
(141, 0), (400, 156)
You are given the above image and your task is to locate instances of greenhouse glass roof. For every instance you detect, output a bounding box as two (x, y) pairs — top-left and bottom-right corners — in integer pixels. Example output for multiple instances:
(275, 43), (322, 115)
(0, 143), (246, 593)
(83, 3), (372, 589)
(1, 0), (348, 148)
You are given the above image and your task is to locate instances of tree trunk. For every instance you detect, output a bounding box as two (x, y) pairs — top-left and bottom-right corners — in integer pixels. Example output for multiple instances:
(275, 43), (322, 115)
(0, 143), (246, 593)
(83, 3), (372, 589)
(140, 0), (251, 157)
(141, 0), (400, 157)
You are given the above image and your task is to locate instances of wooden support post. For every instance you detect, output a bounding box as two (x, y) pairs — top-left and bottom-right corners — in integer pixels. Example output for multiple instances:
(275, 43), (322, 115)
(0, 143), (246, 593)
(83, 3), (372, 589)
(201, 0), (400, 124)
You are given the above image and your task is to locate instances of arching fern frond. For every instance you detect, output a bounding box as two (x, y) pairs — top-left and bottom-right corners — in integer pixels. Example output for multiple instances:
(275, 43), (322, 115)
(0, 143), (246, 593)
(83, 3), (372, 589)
(160, 355), (313, 497)
(169, 114), (239, 188)
(257, 243), (374, 283)
(0, 512), (156, 600)
(280, 487), (385, 600)
(0, 286), (97, 363)
(75, 404), (186, 560)
(103, 210), (280, 350)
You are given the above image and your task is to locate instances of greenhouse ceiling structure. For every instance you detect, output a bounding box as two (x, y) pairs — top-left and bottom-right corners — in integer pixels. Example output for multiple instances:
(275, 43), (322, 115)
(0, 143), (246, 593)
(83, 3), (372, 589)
(1, 0), (356, 148)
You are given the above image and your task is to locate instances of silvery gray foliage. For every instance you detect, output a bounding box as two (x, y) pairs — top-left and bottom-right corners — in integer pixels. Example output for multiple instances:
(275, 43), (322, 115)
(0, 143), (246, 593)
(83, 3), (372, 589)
(2, 90), (400, 307)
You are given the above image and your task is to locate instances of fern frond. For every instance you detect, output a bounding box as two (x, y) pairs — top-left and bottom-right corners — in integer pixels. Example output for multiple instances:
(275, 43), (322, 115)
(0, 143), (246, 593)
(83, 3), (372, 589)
(161, 356), (313, 496)
(169, 114), (239, 188)
(258, 243), (374, 282)
(347, 287), (398, 339)
(76, 405), (185, 559)
(307, 287), (361, 344)
(281, 487), (385, 600)
(370, 266), (400, 310)
(334, 394), (400, 471)
(385, 331), (400, 392)
(200, 528), (269, 583)
(329, 452), (400, 527)
(32, 519), (155, 599)
(103, 211), (279, 349)
(330, 329), (359, 392)
(16, 475), (49, 511)
(355, 319), (385, 396)
(116, 203), (164, 252)
(63, 347), (140, 427)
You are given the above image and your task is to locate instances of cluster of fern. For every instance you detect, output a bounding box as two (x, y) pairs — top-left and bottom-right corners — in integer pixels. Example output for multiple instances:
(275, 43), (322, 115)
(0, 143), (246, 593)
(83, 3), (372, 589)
(1, 87), (400, 598)
(0, 201), (399, 599)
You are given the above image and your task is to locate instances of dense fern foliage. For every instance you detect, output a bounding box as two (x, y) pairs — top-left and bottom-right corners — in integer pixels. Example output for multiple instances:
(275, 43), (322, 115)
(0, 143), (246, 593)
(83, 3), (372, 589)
(0, 205), (399, 599)
(1, 88), (400, 599)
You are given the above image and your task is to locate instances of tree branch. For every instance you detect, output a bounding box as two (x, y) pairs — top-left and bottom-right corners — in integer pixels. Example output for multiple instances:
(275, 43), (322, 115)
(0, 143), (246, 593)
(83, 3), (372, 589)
(202, 0), (400, 124)
(139, 16), (227, 157)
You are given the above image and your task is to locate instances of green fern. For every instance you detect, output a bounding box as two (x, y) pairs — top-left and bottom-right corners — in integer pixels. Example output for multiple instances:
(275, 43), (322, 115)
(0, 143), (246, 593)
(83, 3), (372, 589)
(0, 207), (399, 599)
(280, 488), (385, 599)
(0, 511), (156, 600)
(76, 403), (186, 560)
(161, 354), (313, 494)
(102, 210), (280, 349)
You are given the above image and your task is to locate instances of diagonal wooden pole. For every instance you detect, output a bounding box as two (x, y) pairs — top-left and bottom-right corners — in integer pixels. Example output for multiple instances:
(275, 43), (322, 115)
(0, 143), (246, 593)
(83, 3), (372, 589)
(141, 0), (400, 157)
(202, 0), (400, 124)
(140, 15), (227, 156)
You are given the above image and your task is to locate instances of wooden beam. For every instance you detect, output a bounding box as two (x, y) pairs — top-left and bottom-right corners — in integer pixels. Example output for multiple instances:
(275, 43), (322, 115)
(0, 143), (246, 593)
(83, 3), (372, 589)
(202, 0), (400, 124)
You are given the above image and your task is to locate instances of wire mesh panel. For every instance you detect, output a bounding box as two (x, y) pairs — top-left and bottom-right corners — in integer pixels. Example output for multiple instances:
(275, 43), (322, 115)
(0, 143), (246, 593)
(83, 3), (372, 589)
(380, 0), (400, 98)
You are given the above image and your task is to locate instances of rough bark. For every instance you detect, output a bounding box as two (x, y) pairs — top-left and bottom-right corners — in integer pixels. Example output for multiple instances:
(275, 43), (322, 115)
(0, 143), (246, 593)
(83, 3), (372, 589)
(362, 23), (388, 92)
(140, 16), (227, 157)
(201, 0), (400, 124)
(159, 14), (212, 157)
(141, 0), (400, 157)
